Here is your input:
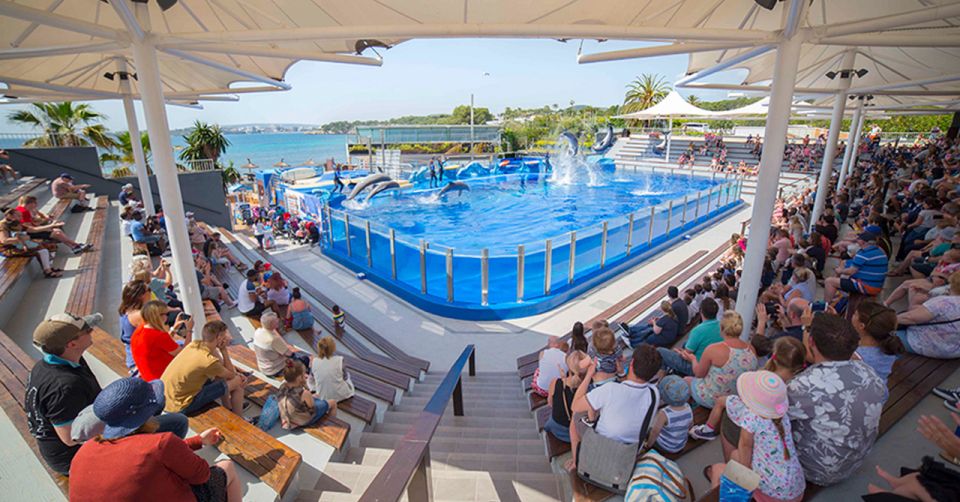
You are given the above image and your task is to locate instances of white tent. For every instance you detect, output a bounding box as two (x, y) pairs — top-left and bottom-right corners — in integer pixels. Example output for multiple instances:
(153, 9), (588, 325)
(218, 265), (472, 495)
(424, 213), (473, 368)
(615, 91), (716, 159)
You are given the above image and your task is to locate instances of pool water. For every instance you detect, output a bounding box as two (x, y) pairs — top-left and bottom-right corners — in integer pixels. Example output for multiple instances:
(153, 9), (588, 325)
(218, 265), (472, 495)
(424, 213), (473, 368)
(322, 168), (742, 320)
(336, 171), (722, 253)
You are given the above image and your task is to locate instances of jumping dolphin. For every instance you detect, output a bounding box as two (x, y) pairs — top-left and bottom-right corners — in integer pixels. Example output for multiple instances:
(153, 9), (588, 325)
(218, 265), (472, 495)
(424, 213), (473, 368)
(439, 181), (470, 197)
(559, 131), (579, 156)
(364, 181), (400, 202)
(346, 173), (391, 200)
(591, 124), (614, 153)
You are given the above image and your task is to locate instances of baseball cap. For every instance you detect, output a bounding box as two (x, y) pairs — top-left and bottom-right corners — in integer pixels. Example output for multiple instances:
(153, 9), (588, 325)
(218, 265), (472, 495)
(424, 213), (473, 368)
(33, 312), (102, 352)
(122, 183), (133, 190)
(865, 225), (883, 235)
(93, 377), (165, 439)
(658, 374), (690, 407)
(858, 230), (878, 242)
(59, 173), (73, 179)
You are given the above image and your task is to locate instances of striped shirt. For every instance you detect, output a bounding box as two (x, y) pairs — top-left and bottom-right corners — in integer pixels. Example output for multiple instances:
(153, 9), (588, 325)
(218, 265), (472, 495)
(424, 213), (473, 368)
(655, 404), (693, 453)
(850, 245), (888, 289)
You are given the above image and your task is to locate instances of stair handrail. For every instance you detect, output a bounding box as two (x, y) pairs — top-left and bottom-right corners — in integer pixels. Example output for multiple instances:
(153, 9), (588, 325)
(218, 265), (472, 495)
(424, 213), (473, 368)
(358, 345), (476, 502)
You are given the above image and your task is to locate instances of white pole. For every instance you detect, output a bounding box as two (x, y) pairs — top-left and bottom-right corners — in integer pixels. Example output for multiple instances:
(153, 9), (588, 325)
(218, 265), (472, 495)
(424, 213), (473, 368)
(116, 59), (156, 216)
(844, 105), (867, 185)
(666, 117), (672, 162)
(735, 5), (805, 339)
(836, 98), (864, 190)
(809, 50), (856, 231)
(130, 6), (206, 334)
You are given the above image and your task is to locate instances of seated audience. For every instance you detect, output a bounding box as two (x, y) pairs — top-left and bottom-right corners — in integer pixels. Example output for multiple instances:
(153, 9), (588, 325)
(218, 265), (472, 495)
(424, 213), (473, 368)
(26, 313), (103, 475)
(668, 285), (690, 328)
(253, 312), (312, 378)
(566, 344), (662, 471)
(686, 311), (758, 409)
(896, 271), (960, 360)
(646, 374), (693, 455)
(68, 378), (242, 502)
(118, 280), (151, 376)
(278, 360), (337, 430)
(543, 350), (587, 443)
(852, 301), (903, 381)
(825, 228), (889, 302)
(568, 321), (589, 354)
(161, 321), (247, 415)
(659, 298), (721, 377)
(0, 207), (60, 277)
(308, 336), (356, 402)
(626, 301), (680, 348)
(15, 195), (91, 254)
(287, 287), (313, 331)
(705, 371), (806, 502)
(532, 336), (569, 397)
(131, 300), (193, 382)
(51, 173), (92, 212)
(237, 268), (280, 319)
(591, 327), (623, 384)
(788, 312), (887, 486)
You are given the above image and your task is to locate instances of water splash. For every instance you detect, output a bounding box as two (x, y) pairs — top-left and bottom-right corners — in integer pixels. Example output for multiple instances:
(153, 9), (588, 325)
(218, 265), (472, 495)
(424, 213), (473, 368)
(342, 199), (370, 211)
(548, 133), (606, 187)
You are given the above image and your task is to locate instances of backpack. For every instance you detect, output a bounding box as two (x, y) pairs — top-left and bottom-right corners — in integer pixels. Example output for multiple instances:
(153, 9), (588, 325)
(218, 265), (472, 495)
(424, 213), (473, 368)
(626, 451), (694, 502)
(576, 387), (658, 494)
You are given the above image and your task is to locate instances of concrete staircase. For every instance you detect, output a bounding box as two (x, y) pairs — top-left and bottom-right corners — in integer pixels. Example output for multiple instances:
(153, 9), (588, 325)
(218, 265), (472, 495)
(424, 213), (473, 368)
(303, 372), (568, 502)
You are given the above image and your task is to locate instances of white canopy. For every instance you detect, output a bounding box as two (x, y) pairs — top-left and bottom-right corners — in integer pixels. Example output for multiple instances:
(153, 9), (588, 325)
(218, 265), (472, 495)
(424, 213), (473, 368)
(615, 91), (715, 119)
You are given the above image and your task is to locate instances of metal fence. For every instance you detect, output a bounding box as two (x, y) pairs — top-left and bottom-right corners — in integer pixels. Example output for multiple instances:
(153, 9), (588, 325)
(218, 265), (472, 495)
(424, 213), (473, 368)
(321, 169), (743, 309)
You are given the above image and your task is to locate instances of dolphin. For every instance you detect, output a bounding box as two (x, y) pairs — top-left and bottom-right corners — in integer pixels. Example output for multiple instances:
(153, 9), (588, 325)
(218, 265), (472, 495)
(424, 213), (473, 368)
(364, 181), (400, 202)
(591, 124), (614, 153)
(346, 173), (391, 200)
(439, 181), (470, 197)
(559, 131), (579, 156)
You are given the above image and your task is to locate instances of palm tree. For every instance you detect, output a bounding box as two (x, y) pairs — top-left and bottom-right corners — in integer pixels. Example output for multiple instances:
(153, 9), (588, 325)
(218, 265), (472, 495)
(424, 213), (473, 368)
(179, 121), (230, 167)
(686, 95), (702, 107)
(100, 131), (151, 174)
(621, 74), (671, 115)
(9, 102), (119, 149)
(220, 161), (241, 188)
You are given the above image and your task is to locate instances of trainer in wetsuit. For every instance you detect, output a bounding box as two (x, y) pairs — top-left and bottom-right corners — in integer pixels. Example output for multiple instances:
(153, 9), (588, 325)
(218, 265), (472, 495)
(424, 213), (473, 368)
(333, 165), (345, 193)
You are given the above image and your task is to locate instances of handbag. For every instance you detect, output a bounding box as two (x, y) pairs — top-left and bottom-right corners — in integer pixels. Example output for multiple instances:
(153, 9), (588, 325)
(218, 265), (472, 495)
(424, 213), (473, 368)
(576, 386), (658, 494)
(626, 451), (694, 502)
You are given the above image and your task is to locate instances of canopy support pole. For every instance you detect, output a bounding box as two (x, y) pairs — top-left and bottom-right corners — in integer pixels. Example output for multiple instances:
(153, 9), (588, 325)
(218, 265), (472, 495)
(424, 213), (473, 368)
(130, 5), (206, 334)
(736, 0), (805, 339)
(116, 58), (156, 216)
(837, 99), (864, 190)
(666, 117), (672, 162)
(810, 50), (856, 231)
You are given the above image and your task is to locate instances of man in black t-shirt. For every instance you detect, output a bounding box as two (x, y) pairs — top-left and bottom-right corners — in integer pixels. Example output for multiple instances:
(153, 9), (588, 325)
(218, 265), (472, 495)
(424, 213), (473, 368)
(667, 286), (689, 328)
(25, 312), (103, 475)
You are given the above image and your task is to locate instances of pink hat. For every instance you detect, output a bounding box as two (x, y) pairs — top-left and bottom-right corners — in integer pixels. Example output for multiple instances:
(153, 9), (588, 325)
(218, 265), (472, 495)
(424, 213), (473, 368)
(736, 370), (788, 419)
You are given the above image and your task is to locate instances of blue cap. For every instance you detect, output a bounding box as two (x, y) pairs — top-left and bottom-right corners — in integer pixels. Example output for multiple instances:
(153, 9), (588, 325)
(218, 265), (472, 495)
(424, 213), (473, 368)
(658, 375), (690, 407)
(865, 225), (882, 235)
(59, 173), (72, 179)
(93, 378), (165, 439)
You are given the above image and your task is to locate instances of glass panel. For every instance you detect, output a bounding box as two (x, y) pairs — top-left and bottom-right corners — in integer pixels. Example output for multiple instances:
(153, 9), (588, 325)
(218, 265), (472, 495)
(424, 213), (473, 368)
(604, 214), (631, 267)
(488, 249), (518, 305)
(454, 251), (482, 304)
(573, 225), (603, 279)
(550, 240), (569, 294)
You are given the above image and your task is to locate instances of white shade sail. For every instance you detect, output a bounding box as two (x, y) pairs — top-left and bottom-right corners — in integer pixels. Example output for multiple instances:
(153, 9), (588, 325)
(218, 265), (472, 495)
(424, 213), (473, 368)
(615, 91), (715, 119)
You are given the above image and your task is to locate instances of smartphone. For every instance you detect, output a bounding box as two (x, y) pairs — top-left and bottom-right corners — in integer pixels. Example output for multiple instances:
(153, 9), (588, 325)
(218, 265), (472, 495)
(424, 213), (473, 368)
(811, 301), (827, 312)
(178, 313), (192, 322)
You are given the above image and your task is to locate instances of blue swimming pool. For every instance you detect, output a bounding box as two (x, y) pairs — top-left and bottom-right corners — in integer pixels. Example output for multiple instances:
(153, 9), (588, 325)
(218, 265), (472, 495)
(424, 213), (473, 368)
(321, 167), (743, 319)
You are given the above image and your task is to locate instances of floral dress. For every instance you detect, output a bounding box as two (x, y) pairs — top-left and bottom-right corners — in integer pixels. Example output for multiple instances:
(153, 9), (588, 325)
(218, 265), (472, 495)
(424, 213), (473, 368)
(691, 346), (757, 408)
(727, 396), (805, 502)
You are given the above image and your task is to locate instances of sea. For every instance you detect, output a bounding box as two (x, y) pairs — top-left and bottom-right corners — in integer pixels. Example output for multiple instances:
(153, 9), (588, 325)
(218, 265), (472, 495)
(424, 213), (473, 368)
(171, 133), (349, 171)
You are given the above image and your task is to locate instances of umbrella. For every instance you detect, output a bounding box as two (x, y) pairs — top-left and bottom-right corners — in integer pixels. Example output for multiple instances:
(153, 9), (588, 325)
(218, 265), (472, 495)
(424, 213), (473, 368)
(301, 159), (318, 167)
(274, 159), (290, 168)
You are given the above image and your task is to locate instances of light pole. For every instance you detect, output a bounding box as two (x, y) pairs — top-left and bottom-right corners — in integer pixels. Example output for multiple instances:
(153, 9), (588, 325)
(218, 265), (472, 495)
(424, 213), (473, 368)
(470, 93), (475, 161)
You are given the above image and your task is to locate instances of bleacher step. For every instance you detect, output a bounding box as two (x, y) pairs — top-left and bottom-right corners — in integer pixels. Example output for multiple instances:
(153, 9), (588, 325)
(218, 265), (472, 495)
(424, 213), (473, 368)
(359, 432), (545, 455)
(390, 403), (534, 418)
(380, 410), (542, 430)
(344, 446), (553, 473)
(399, 395), (530, 410)
(371, 421), (541, 440)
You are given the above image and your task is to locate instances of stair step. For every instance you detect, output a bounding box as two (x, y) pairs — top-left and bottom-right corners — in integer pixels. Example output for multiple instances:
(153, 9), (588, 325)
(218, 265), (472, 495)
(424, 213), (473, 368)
(391, 403), (534, 418)
(312, 462), (564, 502)
(400, 396), (529, 410)
(344, 446), (553, 473)
(381, 411), (540, 430)
(423, 374), (519, 384)
(371, 421), (541, 440)
(360, 432), (545, 456)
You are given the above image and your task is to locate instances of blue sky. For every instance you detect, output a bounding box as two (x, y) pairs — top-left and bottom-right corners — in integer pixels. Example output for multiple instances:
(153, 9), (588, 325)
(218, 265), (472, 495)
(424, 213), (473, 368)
(6, 39), (748, 131)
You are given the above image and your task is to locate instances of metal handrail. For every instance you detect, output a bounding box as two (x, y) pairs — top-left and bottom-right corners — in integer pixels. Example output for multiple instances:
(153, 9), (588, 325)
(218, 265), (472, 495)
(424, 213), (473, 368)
(359, 345), (476, 502)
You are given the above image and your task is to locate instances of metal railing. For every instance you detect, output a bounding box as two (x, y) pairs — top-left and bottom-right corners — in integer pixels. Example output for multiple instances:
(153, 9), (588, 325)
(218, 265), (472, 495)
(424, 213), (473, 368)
(359, 345), (476, 502)
(321, 168), (743, 307)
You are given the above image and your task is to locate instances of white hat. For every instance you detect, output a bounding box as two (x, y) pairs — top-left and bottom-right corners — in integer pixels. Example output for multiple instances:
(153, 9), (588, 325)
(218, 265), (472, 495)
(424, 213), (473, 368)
(122, 183), (134, 190)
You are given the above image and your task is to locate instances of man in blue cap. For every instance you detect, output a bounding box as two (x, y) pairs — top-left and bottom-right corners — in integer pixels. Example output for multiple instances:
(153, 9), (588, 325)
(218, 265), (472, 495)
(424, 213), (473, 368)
(824, 227), (889, 303)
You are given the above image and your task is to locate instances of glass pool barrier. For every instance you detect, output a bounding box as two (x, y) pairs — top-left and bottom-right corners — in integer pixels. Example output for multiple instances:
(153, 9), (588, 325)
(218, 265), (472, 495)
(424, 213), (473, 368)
(321, 171), (745, 320)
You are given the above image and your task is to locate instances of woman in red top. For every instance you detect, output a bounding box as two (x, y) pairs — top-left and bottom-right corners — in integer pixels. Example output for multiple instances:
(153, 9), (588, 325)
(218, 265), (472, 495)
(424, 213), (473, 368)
(69, 377), (242, 502)
(131, 300), (193, 381)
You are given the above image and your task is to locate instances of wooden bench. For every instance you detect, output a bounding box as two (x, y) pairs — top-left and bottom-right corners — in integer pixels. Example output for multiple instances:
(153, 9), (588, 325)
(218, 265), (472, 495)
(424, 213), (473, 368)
(215, 226), (422, 380)
(0, 177), (46, 210)
(0, 199), (71, 302)
(226, 343), (376, 426)
(65, 197), (108, 317)
(220, 227), (430, 373)
(66, 223), (304, 498)
(0, 329), (70, 494)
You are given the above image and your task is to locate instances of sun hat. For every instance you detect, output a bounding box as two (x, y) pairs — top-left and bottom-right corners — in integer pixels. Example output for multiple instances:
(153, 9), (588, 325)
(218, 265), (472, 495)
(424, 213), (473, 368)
(122, 183), (134, 190)
(736, 370), (788, 419)
(93, 377), (165, 439)
(657, 374), (690, 407)
(33, 312), (103, 352)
